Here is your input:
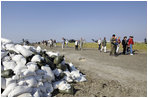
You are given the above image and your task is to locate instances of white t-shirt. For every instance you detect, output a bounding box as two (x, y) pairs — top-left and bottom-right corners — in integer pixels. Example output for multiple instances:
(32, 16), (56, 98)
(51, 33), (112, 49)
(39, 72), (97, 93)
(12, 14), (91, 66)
(75, 41), (78, 45)
(98, 40), (101, 44)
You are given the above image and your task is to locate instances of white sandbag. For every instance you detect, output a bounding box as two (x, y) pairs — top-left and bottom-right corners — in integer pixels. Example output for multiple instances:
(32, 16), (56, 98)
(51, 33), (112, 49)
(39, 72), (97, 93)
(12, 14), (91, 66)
(46, 51), (59, 57)
(2, 56), (11, 62)
(3, 60), (17, 70)
(36, 46), (42, 53)
(36, 69), (45, 75)
(27, 62), (38, 72)
(15, 44), (33, 57)
(12, 54), (26, 65)
(23, 45), (37, 53)
(31, 55), (42, 62)
(58, 81), (71, 91)
(2, 83), (17, 97)
(53, 80), (65, 89)
(23, 69), (37, 77)
(33, 89), (41, 97)
(25, 76), (38, 87)
(8, 86), (32, 97)
(12, 75), (20, 80)
(69, 63), (77, 71)
(53, 68), (62, 77)
(42, 74), (51, 82)
(13, 65), (27, 75)
(35, 75), (43, 82)
(37, 82), (46, 93)
(1, 65), (4, 71)
(41, 66), (55, 81)
(44, 82), (54, 93)
(18, 78), (27, 86)
(1, 51), (8, 59)
(16, 93), (32, 97)
(5, 44), (19, 53)
(1, 38), (13, 44)
(6, 78), (17, 87)
(70, 70), (86, 82)
(1, 77), (6, 89)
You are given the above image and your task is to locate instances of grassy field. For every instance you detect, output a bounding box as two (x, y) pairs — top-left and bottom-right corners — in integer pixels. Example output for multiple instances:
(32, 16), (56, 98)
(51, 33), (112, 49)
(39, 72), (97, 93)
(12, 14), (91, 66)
(56, 42), (147, 52)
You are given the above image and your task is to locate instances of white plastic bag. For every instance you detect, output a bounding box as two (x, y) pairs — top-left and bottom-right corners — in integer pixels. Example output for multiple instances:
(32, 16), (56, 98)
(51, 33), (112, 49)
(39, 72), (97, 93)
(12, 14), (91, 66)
(12, 54), (26, 65)
(15, 44), (33, 57)
(41, 66), (55, 81)
(31, 55), (42, 62)
(2, 83), (17, 97)
(3, 60), (17, 70)
(25, 76), (38, 87)
(8, 86), (32, 97)
(1, 77), (6, 89)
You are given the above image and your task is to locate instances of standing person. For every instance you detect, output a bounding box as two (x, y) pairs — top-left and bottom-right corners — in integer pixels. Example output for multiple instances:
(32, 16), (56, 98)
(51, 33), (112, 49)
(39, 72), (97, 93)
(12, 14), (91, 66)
(75, 40), (79, 50)
(127, 36), (130, 54)
(53, 40), (56, 47)
(110, 34), (117, 56)
(122, 36), (128, 55)
(80, 37), (83, 50)
(101, 37), (107, 53)
(98, 38), (101, 51)
(114, 36), (118, 55)
(65, 39), (68, 47)
(62, 37), (65, 50)
(116, 37), (121, 53)
(128, 36), (134, 55)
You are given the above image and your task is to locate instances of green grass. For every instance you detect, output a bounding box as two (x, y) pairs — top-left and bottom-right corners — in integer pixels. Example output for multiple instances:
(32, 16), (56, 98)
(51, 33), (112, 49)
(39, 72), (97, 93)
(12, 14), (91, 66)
(56, 42), (147, 52)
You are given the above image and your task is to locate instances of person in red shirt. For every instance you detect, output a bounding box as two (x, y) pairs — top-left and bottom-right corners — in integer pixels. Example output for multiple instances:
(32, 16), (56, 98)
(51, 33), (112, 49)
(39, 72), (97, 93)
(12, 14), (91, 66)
(128, 36), (134, 55)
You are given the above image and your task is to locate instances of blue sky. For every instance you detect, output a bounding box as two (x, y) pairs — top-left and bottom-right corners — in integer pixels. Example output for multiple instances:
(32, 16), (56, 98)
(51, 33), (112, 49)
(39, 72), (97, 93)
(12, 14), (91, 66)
(1, 1), (147, 42)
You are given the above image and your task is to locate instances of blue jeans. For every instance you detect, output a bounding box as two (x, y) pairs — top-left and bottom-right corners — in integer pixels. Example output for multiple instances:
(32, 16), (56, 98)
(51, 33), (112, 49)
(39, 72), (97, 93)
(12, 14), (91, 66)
(130, 44), (133, 54)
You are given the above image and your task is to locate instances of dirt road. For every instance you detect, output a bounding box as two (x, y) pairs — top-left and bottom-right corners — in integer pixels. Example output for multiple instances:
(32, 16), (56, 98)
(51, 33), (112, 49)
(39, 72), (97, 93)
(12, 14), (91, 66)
(35, 45), (147, 97)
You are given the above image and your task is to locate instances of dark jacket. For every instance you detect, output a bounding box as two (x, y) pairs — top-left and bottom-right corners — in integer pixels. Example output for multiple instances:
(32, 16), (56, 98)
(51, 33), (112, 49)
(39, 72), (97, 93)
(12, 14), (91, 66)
(122, 39), (127, 47)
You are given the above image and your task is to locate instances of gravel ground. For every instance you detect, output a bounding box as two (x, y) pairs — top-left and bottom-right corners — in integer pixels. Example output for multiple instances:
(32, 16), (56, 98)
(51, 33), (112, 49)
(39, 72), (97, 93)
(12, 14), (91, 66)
(34, 45), (147, 97)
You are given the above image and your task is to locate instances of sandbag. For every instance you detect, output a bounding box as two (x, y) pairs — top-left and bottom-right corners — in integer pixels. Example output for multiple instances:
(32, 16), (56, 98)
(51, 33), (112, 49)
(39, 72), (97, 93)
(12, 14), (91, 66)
(15, 44), (33, 57)
(58, 81), (74, 94)
(53, 68), (62, 77)
(25, 76), (38, 87)
(36, 46), (42, 53)
(1, 38), (13, 44)
(27, 62), (38, 72)
(8, 86), (32, 97)
(12, 54), (26, 65)
(2, 56), (11, 62)
(41, 66), (55, 81)
(1, 77), (6, 89)
(5, 44), (19, 53)
(36, 69), (45, 75)
(31, 55), (42, 62)
(16, 93), (32, 97)
(1, 69), (15, 78)
(1, 51), (8, 59)
(5, 78), (17, 87)
(44, 82), (54, 93)
(2, 83), (17, 97)
(3, 60), (17, 70)
(54, 55), (64, 65)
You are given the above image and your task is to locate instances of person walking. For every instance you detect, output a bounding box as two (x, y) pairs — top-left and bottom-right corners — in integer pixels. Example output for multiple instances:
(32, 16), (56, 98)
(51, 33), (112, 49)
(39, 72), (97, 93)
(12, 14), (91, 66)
(110, 34), (117, 56)
(62, 37), (65, 50)
(122, 36), (128, 55)
(75, 40), (79, 50)
(98, 38), (101, 51)
(116, 37), (121, 53)
(101, 37), (107, 53)
(65, 39), (68, 47)
(128, 36), (134, 55)
(80, 37), (83, 50)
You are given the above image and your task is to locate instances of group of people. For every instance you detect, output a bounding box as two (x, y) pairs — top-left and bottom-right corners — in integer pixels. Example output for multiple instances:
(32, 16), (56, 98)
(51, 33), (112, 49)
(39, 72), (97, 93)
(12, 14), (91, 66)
(110, 34), (134, 56)
(98, 34), (134, 56)
(74, 38), (84, 50)
(40, 39), (57, 47)
(62, 37), (84, 50)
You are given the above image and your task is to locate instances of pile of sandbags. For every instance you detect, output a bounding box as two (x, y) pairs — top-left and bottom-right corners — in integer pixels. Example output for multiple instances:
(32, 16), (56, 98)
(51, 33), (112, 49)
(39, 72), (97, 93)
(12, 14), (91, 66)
(1, 38), (86, 97)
